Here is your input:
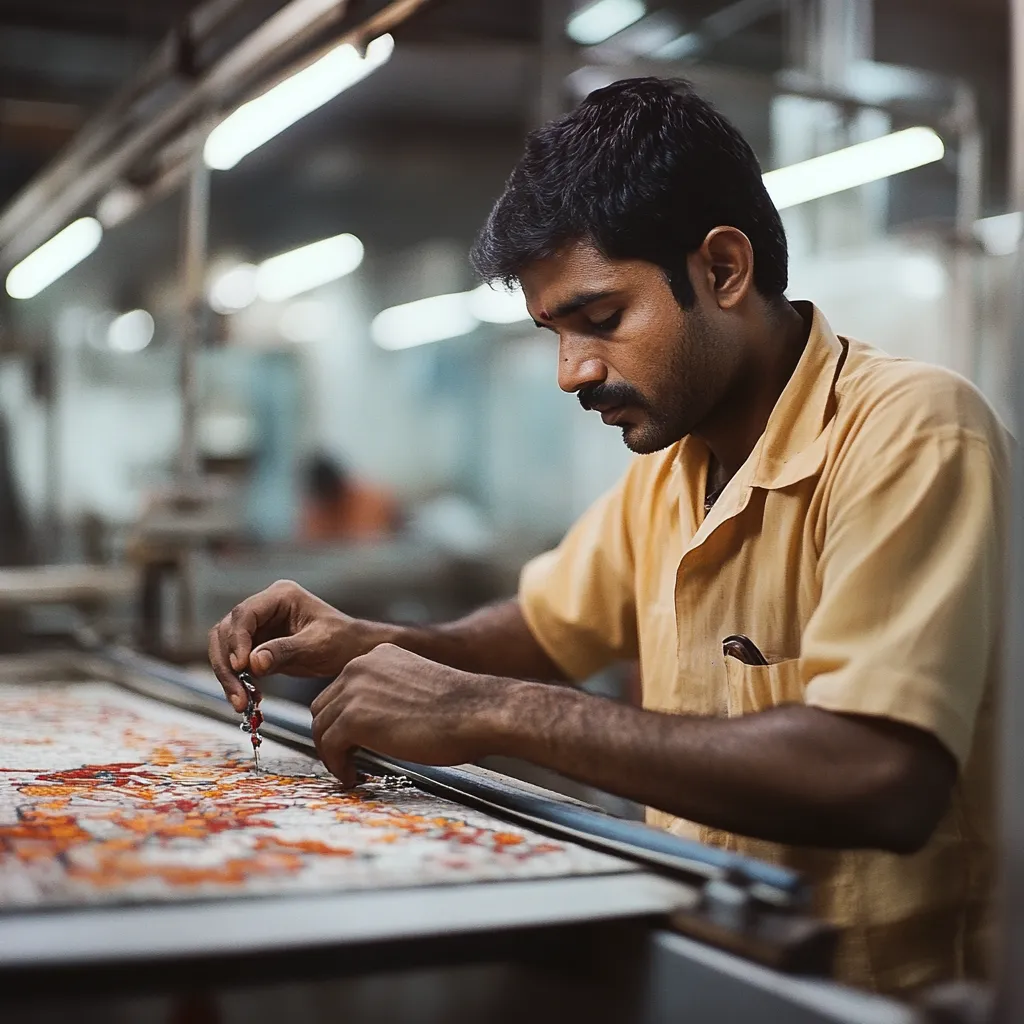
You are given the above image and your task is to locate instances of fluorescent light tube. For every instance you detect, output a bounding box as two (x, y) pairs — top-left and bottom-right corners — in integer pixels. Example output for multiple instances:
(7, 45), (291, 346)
(467, 283), (531, 324)
(208, 263), (259, 314)
(655, 32), (702, 60)
(6, 217), (103, 299)
(974, 212), (1022, 256)
(567, 0), (646, 45)
(372, 293), (479, 351)
(96, 185), (143, 229)
(205, 34), (395, 171)
(373, 285), (532, 350)
(762, 127), (944, 211)
(107, 309), (155, 353)
(255, 233), (364, 302)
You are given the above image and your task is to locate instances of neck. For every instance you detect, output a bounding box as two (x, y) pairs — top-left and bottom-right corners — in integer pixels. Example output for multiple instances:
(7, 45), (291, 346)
(695, 300), (810, 479)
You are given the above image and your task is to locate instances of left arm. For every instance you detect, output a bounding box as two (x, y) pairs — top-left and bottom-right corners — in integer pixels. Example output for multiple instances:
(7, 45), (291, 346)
(310, 644), (955, 853)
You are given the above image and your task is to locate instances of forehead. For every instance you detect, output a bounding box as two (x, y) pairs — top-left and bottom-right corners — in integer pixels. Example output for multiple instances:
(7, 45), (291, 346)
(519, 241), (650, 314)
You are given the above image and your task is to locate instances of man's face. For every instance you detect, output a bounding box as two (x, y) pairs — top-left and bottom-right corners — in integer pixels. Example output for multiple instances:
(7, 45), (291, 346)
(520, 241), (741, 455)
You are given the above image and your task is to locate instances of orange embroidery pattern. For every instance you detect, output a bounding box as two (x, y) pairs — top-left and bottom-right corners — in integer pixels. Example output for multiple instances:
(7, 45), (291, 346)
(0, 683), (625, 909)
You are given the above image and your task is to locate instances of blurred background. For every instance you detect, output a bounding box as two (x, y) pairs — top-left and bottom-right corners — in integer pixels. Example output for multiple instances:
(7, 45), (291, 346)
(0, 0), (1016, 805)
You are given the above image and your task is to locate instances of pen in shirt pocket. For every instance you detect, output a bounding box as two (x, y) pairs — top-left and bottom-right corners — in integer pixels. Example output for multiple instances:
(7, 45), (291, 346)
(722, 634), (769, 666)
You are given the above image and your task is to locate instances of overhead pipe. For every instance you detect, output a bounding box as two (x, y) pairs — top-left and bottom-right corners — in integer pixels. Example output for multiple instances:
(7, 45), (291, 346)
(0, 0), (347, 267)
(0, 0), (436, 269)
(0, 0), (256, 257)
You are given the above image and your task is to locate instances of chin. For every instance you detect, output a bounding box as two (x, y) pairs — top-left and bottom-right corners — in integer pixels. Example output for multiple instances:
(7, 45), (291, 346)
(621, 423), (679, 455)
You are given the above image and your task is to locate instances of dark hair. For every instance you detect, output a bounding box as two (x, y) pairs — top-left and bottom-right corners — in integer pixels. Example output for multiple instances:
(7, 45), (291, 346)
(306, 453), (348, 501)
(471, 77), (787, 306)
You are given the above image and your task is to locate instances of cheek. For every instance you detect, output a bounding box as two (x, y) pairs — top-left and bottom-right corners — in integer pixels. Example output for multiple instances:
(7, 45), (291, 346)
(604, 349), (655, 405)
(616, 319), (686, 394)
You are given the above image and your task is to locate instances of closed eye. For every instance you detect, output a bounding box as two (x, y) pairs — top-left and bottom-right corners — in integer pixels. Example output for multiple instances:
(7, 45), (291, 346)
(590, 310), (623, 333)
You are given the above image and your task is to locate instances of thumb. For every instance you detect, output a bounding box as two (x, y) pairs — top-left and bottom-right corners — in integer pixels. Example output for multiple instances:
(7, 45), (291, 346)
(250, 633), (304, 675)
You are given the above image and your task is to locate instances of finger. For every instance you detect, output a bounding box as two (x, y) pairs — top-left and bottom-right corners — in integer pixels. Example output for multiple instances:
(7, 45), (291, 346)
(250, 629), (312, 677)
(311, 684), (349, 748)
(226, 608), (256, 675)
(339, 751), (359, 790)
(310, 669), (349, 719)
(310, 706), (328, 749)
(225, 584), (296, 674)
(309, 679), (330, 720)
(317, 713), (356, 786)
(208, 620), (248, 712)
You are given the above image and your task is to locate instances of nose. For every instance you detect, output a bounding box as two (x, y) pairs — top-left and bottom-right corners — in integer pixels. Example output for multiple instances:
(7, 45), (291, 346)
(557, 333), (606, 394)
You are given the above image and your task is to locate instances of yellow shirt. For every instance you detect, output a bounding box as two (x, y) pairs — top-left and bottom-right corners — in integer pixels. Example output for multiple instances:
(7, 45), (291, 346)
(520, 303), (1008, 997)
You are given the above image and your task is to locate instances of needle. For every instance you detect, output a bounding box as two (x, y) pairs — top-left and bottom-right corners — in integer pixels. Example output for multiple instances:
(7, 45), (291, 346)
(237, 670), (264, 773)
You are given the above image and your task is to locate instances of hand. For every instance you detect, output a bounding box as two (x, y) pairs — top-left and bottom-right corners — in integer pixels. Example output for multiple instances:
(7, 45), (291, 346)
(208, 580), (374, 711)
(310, 644), (505, 787)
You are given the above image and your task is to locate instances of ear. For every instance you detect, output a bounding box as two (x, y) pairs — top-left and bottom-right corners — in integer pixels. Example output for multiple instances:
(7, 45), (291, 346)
(692, 227), (755, 311)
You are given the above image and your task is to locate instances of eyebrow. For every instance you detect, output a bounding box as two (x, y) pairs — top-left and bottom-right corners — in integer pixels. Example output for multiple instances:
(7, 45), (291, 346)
(533, 289), (617, 326)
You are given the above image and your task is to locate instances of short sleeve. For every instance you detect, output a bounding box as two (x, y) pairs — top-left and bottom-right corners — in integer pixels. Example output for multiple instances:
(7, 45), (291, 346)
(519, 473), (640, 682)
(802, 427), (1009, 766)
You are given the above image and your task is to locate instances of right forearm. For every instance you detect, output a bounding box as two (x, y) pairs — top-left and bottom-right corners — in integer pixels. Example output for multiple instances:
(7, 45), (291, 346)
(370, 599), (568, 682)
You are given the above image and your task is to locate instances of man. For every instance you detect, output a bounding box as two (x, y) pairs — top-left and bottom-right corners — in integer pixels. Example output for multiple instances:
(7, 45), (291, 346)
(300, 452), (399, 544)
(209, 79), (1007, 997)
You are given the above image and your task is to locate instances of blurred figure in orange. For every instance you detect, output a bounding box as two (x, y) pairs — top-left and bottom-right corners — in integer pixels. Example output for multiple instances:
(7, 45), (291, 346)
(300, 453), (399, 543)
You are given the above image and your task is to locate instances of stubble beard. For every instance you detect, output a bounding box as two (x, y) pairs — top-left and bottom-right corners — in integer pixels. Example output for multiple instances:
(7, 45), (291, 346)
(620, 315), (715, 455)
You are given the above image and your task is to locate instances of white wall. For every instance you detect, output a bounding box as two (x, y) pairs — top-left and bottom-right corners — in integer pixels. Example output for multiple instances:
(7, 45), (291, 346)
(787, 235), (1014, 426)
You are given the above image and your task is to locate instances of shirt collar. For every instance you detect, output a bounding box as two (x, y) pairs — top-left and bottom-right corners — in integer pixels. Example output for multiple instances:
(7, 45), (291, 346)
(675, 301), (844, 510)
(749, 301), (845, 490)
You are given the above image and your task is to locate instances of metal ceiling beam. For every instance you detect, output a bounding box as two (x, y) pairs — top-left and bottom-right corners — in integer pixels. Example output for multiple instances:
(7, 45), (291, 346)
(656, 0), (781, 63)
(0, 0), (438, 269)
(0, 0), (259, 265)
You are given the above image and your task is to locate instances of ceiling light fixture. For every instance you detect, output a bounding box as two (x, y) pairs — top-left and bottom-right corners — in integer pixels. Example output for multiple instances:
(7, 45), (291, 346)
(567, 0), (646, 45)
(372, 284), (532, 351)
(654, 31), (702, 60)
(372, 293), (480, 351)
(96, 185), (144, 229)
(204, 34), (395, 171)
(208, 263), (259, 314)
(5, 217), (103, 299)
(974, 212), (1022, 256)
(762, 127), (945, 211)
(255, 233), (364, 302)
(467, 283), (531, 325)
(107, 309), (155, 353)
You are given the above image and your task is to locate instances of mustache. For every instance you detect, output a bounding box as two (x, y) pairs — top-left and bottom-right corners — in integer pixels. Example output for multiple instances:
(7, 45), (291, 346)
(578, 381), (646, 412)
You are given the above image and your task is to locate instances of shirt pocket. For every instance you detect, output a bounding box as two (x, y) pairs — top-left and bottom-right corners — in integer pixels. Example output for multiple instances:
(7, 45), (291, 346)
(724, 657), (804, 717)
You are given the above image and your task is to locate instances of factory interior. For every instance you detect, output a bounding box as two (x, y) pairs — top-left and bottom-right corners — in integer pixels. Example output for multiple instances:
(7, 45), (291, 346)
(1, 0), (1024, 1020)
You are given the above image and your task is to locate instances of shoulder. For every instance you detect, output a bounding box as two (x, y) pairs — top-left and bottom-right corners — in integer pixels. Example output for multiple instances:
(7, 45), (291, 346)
(833, 338), (1011, 469)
